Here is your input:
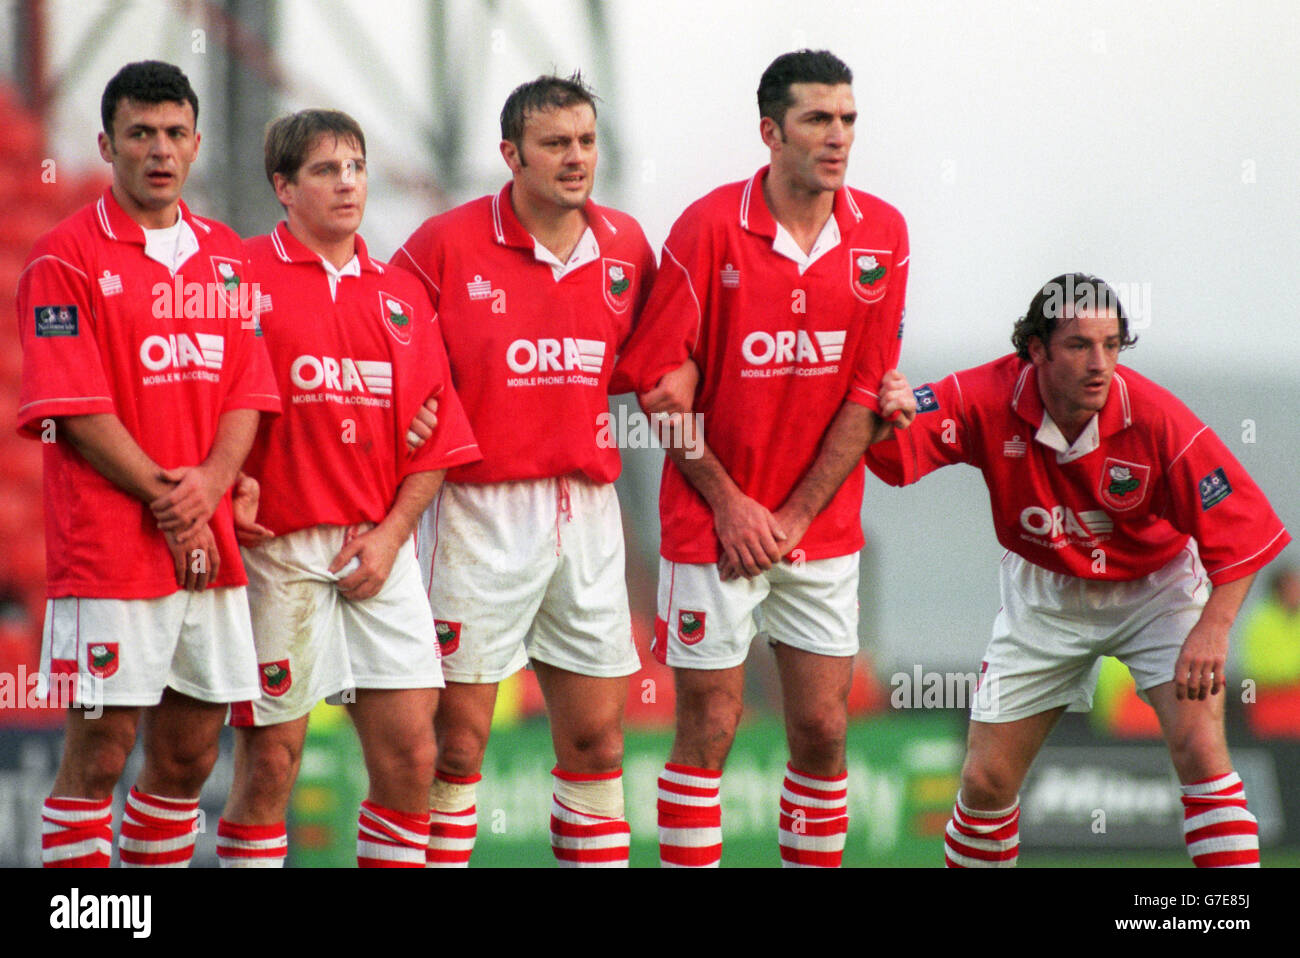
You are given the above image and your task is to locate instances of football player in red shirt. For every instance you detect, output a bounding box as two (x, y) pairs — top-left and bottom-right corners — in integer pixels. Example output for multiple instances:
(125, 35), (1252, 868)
(18, 61), (279, 866)
(865, 273), (1289, 868)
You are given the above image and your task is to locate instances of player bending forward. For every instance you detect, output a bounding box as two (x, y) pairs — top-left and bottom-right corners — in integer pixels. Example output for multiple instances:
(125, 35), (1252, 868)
(865, 273), (1289, 868)
(219, 110), (480, 867)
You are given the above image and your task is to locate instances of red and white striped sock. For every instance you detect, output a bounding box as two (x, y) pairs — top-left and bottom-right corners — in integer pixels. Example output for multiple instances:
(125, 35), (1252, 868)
(657, 762), (722, 868)
(1181, 771), (1260, 868)
(42, 796), (112, 868)
(549, 768), (631, 867)
(357, 800), (429, 868)
(779, 764), (849, 868)
(944, 792), (1020, 868)
(427, 771), (479, 868)
(118, 787), (199, 867)
(216, 819), (288, 868)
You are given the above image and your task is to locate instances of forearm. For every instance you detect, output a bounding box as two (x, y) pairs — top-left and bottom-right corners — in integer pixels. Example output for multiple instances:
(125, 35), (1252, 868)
(779, 401), (879, 524)
(200, 408), (262, 492)
(377, 469), (446, 541)
(1199, 573), (1256, 632)
(665, 438), (743, 514)
(58, 414), (172, 503)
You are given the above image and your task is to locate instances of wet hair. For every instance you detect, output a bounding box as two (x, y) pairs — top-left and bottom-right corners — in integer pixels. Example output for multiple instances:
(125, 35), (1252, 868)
(101, 61), (199, 135)
(1012, 273), (1138, 360)
(500, 72), (598, 158)
(757, 49), (853, 128)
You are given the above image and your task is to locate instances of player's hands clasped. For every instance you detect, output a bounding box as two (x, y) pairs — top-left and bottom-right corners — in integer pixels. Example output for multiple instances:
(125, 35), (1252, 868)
(406, 395), (439, 453)
(232, 472), (275, 548)
(329, 522), (402, 601)
(877, 369), (916, 431)
(164, 522), (220, 591)
(714, 491), (786, 581)
(151, 463), (228, 544)
(1174, 620), (1229, 700)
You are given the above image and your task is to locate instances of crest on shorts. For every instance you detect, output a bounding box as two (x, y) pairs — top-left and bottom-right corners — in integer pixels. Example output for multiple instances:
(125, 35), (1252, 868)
(260, 660), (292, 697)
(602, 258), (636, 314)
(86, 643), (119, 680)
(849, 248), (891, 304)
(434, 620), (461, 656)
(1098, 457), (1150, 511)
(378, 292), (414, 345)
(677, 610), (706, 646)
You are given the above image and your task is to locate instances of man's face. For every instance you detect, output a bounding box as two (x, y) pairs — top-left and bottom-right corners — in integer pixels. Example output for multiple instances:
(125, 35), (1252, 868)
(98, 98), (200, 228)
(501, 103), (597, 213)
(274, 134), (367, 247)
(763, 82), (856, 195)
(1030, 308), (1123, 424)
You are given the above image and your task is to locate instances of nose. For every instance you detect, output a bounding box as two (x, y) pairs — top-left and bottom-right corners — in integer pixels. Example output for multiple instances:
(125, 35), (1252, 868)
(1088, 343), (1108, 369)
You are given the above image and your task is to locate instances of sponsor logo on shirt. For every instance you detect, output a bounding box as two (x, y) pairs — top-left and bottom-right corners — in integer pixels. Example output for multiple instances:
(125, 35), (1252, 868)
(138, 332), (224, 385)
(1098, 457), (1150, 511)
(738, 328), (845, 379)
(677, 610), (706, 645)
(1018, 505), (1114, 548)
(98, 270), (123, 296)
(914, 384), (939, 413)
(86, 643), (119, 680)
(290, 355), (393, 406)
(379, 292), (414, 345)
(504, 337), (605, 387)
(259, 660), (291, 697)
(849, 248), (892, 304)
(34, 305), (78, 337)
(434, 620), (461, 656)
(1199, 467), (1233, 511)
(602, 258), (636, 314)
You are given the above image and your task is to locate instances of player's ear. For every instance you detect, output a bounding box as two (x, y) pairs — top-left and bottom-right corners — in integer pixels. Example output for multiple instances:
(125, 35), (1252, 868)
(500, 138), (522, 174)
(192, 129), (201, 157)
(1027, 335), (1049, 366)
(760, 115), (784, 152)
(272, 172), (294, 208)
(97, 130), (114, 164)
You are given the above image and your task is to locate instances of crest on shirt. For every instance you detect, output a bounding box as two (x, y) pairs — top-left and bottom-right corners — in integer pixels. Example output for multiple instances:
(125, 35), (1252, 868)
(849, 248), (891, 304)
(260, 660), (292, 697)
(602, 258), (636, 314)
(434, 620), (461, 657)
(677, 610), (706, 646)
(86, 643), (119, 680)
(1098, 457), (1150, 511)
(209, 256), (243, 292)
(378, 292), (414, 345)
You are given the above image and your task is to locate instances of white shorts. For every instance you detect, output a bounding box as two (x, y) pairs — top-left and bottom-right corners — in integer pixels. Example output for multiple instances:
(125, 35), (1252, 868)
(40, 587), (259, 708)
(972, 543), (1210, 723)
(231, 525), (444, 727)
(417, 476), (639, 684)
(653, 553), (860, 670)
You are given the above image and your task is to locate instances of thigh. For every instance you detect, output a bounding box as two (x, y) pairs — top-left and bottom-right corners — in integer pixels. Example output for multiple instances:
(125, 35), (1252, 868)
(963, 706), (1067, 795)
(654, 558), (767, 670)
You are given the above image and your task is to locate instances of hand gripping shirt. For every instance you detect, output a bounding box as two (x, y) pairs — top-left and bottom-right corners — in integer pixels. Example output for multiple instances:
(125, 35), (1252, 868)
(392, 183), (656, 485)
(240, 224), (481, 535)
(610, 167), (910, 563)
(864, 354), (1290, 584)
(16, 189), (281, 599)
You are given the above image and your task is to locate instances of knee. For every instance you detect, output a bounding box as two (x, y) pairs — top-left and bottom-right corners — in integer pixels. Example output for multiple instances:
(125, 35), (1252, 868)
(149, 736), (221, 794)
(960, 758), (1020, 810)
(787, 708), (848, 761)
(77, 738), (134, 796)
(239, 736), (302, 804)
(1164, 718), (1228, 778)
(562, 726), (624, 774)
(374, 730), (438, 788)
(436, 728), (487, 779)
(673, 689), (743, 768)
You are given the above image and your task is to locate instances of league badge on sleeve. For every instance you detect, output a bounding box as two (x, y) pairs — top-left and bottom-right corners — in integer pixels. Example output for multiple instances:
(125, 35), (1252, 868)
(602, 258), (636, 314)
(913, 384), (939, 414)
(378, 292), (414, 345)
(1198, 467), (1233, 511)
(849, 249), (892, 304)
(35, 305), (78, 337)
(1098, 458), (1150, 511)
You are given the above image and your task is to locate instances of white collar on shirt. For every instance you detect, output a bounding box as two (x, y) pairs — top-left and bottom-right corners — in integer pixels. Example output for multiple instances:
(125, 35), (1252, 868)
(532, 227), (599, 281)
(771, 215), (841, 274)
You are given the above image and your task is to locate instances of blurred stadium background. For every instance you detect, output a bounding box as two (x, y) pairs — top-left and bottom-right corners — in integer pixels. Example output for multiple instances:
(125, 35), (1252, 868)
(0, 0), (1296, 866)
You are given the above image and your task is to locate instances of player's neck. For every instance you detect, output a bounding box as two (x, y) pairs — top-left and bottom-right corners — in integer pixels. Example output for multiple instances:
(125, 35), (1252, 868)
(512, 197), (587, 265)
(287, 220), (356, 270)
(114, 185), (182, 230)
(1039, 392), (1092, 447)
(763, 175), (835, 256)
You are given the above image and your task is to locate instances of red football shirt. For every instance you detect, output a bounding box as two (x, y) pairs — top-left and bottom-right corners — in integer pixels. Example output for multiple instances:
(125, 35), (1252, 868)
(392, 183), (657, 484)
(864, 355), (1290, 584)
(17, 190), (281, 599)
(611, 168), (910, 563)
(240, 224), (481, 535)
